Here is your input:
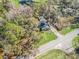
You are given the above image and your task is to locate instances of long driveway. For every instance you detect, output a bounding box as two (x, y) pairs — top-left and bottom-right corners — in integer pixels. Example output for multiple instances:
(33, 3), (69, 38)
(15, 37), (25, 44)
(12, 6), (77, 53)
(35, 28), (79, 57)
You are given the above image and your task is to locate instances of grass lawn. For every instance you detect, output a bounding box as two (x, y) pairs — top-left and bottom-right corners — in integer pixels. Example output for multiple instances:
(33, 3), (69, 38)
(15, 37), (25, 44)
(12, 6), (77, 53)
(36, 49), (68, 59)
(35, 31), (56, 47)
(60, 27), (74, 35)
(11, 0), (19, 7)
(72, 35), (79, 48)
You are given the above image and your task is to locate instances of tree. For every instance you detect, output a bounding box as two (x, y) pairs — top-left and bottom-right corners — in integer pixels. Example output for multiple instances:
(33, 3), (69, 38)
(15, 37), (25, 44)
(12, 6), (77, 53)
(0, 48), (4, 59)
(0, 3), (39, 57)
(1, 0), (11, 11)
(72, 35), (79, 48)
(4, 22), (25, 44)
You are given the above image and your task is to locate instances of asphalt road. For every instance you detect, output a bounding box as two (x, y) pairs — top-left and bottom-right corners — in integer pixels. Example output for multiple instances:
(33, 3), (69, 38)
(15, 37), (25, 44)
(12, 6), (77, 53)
(16, 29), (79, 59)
(36, 28), (79, 57)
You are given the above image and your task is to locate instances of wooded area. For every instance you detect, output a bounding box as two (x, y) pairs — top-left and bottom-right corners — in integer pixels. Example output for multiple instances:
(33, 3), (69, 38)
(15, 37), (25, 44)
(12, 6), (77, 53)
(0, 0), (79, 59)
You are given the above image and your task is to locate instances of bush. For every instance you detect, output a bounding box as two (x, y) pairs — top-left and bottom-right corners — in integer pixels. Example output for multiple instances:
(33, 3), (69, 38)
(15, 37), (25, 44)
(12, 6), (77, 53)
(72, 35), (79, 48)
(71, 24), (79, 29)
(4, 22), (25, 44)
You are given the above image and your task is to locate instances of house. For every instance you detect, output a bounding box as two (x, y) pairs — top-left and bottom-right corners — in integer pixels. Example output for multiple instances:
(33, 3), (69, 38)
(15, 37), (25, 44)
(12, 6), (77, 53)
(19, 0), (26, 5)
(19, 0), (33, 5)
(39, 16), (49, 31)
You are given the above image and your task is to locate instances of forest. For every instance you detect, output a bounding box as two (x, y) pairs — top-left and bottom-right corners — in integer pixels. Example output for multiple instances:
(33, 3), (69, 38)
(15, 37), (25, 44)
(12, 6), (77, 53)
(0, 0), (79, 59)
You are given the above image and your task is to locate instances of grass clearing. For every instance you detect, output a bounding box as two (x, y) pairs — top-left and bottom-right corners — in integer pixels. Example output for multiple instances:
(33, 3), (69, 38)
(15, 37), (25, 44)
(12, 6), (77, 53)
(36, 49), (69, 59)
(60, 27), (74, 35)
(35, 31), (56, 47)
(11, 0), (19, 7)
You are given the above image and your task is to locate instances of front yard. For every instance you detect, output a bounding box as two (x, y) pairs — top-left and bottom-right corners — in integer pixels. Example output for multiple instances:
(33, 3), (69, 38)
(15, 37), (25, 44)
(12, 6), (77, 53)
(35, 31), (56, 47)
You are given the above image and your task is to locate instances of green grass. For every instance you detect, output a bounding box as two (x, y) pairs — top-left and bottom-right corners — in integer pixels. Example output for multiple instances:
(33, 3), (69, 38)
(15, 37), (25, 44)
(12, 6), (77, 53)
(11, 0), (19, 7)
(72, 35), (79, 48)
(60, 27), (74, 35)
(36, 49), (68, 59)
(35, 31), (56, 47)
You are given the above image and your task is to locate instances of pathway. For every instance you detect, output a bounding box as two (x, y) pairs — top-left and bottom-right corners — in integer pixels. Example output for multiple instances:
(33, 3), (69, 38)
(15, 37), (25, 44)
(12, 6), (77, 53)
(50, 25), (63, 38)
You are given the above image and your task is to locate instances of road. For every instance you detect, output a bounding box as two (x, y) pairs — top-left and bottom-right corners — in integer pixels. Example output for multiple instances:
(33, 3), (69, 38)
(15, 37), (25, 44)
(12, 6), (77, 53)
(35, 28), (79, 57)
(19, 29), (79, 59)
